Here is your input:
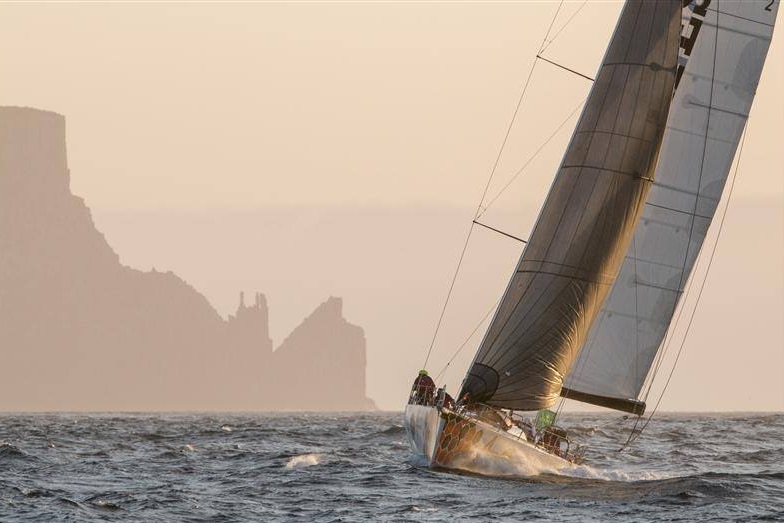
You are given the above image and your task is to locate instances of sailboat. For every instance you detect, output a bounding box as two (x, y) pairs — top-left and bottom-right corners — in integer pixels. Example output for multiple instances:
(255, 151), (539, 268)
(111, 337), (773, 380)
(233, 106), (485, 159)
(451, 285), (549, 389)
(404, 0), (779, 475)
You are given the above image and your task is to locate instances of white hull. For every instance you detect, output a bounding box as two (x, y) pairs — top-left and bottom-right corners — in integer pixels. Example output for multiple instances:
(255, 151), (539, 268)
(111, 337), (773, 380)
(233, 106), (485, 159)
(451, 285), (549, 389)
(404, 404), (577, 476)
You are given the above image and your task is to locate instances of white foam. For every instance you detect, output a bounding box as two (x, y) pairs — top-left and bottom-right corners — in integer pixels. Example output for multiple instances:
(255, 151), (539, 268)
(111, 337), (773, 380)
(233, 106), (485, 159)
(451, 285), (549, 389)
(285, 453), (321, 469)
(451, 445), (564, 477)
(558, 464), (671, 482)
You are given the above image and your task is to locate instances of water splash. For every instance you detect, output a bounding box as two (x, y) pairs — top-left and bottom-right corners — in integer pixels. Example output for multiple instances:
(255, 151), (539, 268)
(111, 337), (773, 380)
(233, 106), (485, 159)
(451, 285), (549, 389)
(89, 499), (122, 511)
(447, 443), (569, 478)
(285, 453), (321, 469)
(437, 436), (671, 481)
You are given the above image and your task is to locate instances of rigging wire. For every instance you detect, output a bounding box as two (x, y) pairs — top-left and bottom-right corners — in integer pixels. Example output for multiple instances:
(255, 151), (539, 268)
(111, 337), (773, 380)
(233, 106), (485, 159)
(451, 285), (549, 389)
(434, 299), (500, 383)
(538, 1), (566, 55)
(476, 98), (585, 219)
(625, 126), (749, 448)
(433, 93), (586, 383)
(661, 0), (722, 382)
(421, 223), (476, 369)
(619, 5), (724, 449)
(641, 12), (723, 401)
(422, 1), (566, 370)
(539, 1), (589, 55)
(622, 251), (703, 449)
(632, 231), (641, 397)
(641, 260), (699, 403)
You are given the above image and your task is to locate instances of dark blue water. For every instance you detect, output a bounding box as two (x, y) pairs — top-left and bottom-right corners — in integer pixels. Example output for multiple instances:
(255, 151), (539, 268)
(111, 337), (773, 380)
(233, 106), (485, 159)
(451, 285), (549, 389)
(1, 412), (781, 521)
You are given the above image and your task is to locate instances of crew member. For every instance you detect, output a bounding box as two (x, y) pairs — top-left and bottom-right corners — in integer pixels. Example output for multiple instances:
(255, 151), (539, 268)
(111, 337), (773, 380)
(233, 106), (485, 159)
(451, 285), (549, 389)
(435, 387), (455, 410)
(459, 392), (471, 406)
(410, 369), (436, 405)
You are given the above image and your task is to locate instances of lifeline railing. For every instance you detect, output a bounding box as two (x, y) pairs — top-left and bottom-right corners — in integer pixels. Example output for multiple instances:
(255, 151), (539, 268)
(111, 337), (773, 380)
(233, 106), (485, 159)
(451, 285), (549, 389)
(444, 401), (586, 465)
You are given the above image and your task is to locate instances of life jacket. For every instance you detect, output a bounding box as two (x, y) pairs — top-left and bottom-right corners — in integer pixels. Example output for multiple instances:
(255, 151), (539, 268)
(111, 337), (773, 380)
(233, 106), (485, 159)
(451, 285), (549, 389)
(413, 375), (436, 394)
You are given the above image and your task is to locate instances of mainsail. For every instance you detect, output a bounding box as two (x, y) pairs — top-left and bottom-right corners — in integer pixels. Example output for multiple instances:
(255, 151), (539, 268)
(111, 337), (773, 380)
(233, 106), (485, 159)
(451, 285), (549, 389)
(562, 0), (780, 414)
(461, 0), (682, 410)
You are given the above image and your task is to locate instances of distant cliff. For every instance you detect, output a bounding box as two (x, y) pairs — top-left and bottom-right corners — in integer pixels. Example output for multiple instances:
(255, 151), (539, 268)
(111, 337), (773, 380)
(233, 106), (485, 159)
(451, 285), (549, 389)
(0, 106), (375, 411)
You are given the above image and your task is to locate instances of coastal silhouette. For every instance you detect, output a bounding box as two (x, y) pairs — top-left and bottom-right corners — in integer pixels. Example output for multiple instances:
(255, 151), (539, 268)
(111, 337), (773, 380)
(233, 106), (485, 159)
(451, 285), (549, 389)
(0, 106), (375, 411)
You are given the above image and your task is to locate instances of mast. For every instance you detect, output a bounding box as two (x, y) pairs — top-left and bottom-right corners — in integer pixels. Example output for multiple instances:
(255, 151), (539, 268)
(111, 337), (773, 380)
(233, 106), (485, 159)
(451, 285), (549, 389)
(460, 0), (683, 411)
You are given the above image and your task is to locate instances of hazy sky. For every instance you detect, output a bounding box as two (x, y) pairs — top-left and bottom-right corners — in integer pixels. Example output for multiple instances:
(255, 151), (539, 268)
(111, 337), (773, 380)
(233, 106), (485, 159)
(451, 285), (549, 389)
(1, 1), (781, 411)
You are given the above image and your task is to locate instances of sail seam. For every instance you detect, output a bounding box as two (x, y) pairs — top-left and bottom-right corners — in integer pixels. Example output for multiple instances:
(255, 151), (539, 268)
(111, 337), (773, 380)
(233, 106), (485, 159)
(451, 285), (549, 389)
(633, 280), (682, 294)
(644, 200), (712, 219)
(702, 22), (773, 42)
(651, 181), (719, 200)
(560, 163), (654, 182)
(519, 257), (613, 272)
(605, 308), (669, 325)
(664, 125), (737, 145)
(572, 129), (659, 146)
(706, 7), (774, 27)
(700, 19), (775, 38)
(624, 256), (688, 272)
(685, 99), (749, 118)
(515, 270), (615, 287)
(640, 215), (701, 231)
(601, 61), (676, 70)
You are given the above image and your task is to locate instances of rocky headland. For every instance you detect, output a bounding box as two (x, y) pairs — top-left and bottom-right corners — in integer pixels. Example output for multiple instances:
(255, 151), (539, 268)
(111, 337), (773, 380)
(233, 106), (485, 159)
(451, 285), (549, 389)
(0, 106), (375, 411)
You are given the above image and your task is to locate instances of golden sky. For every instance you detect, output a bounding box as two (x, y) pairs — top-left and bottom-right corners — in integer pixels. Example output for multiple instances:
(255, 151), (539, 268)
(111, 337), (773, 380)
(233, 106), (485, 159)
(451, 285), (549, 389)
(1, 1), (781, 410)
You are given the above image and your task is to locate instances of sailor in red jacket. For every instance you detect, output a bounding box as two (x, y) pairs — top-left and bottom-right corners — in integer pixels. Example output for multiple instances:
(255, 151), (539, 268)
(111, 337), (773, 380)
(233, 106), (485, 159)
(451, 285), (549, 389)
(410, 369), (436, 406)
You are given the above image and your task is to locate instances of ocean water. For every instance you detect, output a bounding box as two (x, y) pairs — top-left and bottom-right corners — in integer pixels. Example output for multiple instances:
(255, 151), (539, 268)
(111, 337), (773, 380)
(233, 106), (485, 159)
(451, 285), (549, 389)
(0, 412), (781, 522)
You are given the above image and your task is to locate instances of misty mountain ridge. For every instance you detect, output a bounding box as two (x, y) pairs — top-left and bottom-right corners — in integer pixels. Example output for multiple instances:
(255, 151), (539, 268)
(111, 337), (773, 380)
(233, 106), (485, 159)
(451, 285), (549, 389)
(0, 106), (375, 411)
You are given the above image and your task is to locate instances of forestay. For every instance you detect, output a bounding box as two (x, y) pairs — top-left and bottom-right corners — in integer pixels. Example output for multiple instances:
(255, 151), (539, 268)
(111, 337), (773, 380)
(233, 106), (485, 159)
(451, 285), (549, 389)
(461, 0), (682, 411)
(562, 0), (780, 414)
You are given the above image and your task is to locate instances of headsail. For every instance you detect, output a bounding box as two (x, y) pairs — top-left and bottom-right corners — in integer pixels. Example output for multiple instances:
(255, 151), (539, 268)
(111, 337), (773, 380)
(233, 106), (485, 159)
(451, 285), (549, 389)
(561, 0), (780, 415)
(461, 0), (682, 410)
